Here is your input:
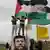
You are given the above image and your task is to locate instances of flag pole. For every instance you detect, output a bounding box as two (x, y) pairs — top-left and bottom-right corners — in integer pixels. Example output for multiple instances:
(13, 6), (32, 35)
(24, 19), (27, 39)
(25, 13), (30, 50)
(36, 24), (38, 41)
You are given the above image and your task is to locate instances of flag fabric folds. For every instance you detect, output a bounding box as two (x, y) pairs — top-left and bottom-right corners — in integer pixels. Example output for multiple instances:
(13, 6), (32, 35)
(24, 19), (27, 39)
(30, 19), (50, 25)
(15, 0), (50, 25)
(15, 1), (22, 16)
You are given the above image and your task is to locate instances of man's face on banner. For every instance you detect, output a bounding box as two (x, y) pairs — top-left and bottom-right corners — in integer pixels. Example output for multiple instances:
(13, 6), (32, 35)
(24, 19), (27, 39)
(14, 38), (25, 50)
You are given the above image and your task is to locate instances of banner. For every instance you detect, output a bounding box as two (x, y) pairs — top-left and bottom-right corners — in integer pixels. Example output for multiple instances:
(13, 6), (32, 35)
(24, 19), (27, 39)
(37, 25), (49, 39)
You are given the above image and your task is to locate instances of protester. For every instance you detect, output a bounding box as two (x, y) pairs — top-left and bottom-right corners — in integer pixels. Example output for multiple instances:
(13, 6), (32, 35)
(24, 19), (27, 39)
(18, 16), (25, 36)
(11, 16), (17, 38)
(13, 35), (27, 50)
(16, 18), (20, 35)
(5, 42), (9, 50)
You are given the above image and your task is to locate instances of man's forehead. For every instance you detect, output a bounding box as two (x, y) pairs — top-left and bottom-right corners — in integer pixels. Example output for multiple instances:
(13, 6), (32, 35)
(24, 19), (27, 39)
(15, 38), (25, 40)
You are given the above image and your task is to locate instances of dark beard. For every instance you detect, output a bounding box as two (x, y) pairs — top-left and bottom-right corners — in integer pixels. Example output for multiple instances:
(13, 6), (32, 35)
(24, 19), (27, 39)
(14, 46), (27, 50)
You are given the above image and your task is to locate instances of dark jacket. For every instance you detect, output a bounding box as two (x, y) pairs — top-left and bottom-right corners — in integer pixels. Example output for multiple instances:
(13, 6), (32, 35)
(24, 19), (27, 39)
(37, 41), (42, 50)
(5, 43), (9, 48)
(20, 19), (25, 25)
(11, 19), (16, 25)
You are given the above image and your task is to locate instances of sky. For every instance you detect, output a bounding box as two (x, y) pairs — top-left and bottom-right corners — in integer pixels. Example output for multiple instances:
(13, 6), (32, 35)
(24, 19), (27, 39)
(0, 0), (16, 43)
(0, 0), (50, 43)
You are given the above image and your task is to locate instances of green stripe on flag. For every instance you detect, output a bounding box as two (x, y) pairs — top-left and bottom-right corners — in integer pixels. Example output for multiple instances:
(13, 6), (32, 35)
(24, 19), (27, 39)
(27, 12), (47, 19)
(15, 12), (47, 19)
(29, 19), (50, 25)
(16, 12), (26, 17)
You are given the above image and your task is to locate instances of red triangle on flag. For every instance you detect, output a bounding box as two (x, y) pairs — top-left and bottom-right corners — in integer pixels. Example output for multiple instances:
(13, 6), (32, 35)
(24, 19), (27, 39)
(15, 2), (22, 14)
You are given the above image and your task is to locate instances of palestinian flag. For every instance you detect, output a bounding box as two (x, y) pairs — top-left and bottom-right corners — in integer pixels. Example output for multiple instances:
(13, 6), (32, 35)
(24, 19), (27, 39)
(15, 0), (49, 17)
(16, 0), (48, 5)
(15, 0), (22, 16)
(15, 0), (32, 22)
(15, 0), (50, 25)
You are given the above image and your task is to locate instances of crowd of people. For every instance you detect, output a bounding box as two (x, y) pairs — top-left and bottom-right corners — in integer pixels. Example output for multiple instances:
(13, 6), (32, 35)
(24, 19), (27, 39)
(5, 15), (49, 50)
(5, 15), (28, 50)
(5, 35), (48, 50)
(11, 16), (28, 37)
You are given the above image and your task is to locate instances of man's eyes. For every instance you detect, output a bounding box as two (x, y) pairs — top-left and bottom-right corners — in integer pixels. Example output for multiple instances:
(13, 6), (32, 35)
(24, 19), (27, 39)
(16, 40), (24, 42)
(20, 40), (24, 42)
(16, 40), (19, 42)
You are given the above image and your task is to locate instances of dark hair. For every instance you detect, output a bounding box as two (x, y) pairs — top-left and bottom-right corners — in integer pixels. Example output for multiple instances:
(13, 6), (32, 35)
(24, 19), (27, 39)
(6, 42), (9, 48)
(24, 17), (27, 19)
(17, 18), (20, 20)
(22, 16), (24, 18)
(11, 16), (16, 20)
(13, 35), (25, 43)
(11, 16), (14, 18)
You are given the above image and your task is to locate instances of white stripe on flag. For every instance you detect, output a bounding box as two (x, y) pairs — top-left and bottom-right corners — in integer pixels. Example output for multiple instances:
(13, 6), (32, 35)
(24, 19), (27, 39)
(19, 5), (39, 12)
(20, 5), (25, 12)
(24, 0), (31, 1)
(19, 5), (46, 13)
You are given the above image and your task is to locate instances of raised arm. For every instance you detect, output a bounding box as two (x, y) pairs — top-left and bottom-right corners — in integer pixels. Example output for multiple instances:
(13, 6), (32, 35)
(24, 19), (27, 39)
(25, 18), (28, 27)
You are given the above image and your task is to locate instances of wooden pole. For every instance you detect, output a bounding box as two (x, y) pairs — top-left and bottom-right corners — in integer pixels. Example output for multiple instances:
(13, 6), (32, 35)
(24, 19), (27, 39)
(36, 24), (38, 41)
